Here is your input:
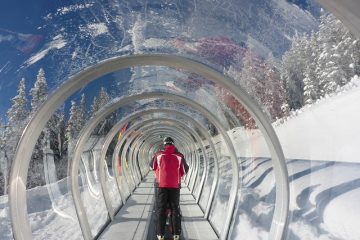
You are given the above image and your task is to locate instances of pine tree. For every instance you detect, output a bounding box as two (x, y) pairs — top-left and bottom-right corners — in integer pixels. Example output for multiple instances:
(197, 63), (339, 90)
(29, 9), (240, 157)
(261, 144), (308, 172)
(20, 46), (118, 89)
(351, 39), (360, 76)
(96, 87), (112, 134)
(333, 17), (360, 83)
(90, 87), (116, 134)
(30, 68), (48, 110)
(78, 94), (86, 132)
(28, 68), (49, 188)
(66, 101), (79, 140)
(98, 87), (110, 107)
(0, 120), (7, 195)
(306, 31), (320, 101)
(91, 96), (100, 116)
(7, 78), (29, 127)
(316, 13), (347, 95)
(65, 101), (80, 180)
(56, 111), (66, 157)
(3, 79), (30, 193)
(55, 110), (68, 180)
(281, 34), (310, 109)
(303, 66), (317, 104)
(263, 55), (288, 120)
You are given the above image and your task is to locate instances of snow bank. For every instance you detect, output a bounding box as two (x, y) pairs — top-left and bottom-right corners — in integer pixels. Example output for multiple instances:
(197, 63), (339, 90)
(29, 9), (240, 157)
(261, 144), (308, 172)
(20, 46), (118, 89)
(231, 77), (360, 163)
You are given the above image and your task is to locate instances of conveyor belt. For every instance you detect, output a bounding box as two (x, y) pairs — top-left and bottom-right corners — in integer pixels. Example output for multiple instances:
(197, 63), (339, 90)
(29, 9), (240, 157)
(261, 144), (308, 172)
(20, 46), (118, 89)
(99, 173), (218, 239)
(99, 175), (155, 240)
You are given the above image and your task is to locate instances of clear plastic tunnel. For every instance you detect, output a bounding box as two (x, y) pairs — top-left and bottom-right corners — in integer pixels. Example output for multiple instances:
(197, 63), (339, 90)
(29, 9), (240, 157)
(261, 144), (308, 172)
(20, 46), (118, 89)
(1, 1), (360, 240)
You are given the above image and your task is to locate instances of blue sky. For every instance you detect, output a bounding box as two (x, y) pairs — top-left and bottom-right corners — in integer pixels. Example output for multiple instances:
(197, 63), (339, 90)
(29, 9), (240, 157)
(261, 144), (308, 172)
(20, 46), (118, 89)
(0, 1), (72, 120)
(0, 0), (315, 122)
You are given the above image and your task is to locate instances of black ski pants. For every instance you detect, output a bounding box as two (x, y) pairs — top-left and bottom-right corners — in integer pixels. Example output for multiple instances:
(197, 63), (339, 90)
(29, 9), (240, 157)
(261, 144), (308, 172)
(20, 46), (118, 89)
(156, 187), (181, 236)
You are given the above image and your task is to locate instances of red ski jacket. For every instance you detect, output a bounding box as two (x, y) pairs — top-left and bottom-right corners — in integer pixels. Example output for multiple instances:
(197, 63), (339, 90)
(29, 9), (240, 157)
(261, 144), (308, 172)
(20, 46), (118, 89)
(151, 144), (188, 188)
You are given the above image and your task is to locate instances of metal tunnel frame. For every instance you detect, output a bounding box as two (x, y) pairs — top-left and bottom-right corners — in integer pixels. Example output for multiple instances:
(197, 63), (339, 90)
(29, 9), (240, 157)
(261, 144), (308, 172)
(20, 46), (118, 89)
(120, 117), (212, 204)
(116, 121), (195, 192)
(98, 118), (195, 219)
(9, 54), (288, 240)
(70, 93), (240, 239)
(109, 113), (205, 192)
(129, 125), (197, 191)
(138, 130), (196, 188)
(135, 118), (221, 217)
(132, 119), (211, 204)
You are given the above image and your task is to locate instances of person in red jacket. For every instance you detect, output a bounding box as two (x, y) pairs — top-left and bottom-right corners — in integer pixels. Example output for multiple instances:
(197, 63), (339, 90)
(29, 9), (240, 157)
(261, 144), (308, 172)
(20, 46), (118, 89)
(151, 137), (189, 240)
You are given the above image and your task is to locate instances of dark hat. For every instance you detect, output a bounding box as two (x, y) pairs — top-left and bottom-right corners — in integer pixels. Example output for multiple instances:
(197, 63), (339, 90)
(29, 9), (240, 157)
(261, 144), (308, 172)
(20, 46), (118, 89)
(163, 136), (174, 145)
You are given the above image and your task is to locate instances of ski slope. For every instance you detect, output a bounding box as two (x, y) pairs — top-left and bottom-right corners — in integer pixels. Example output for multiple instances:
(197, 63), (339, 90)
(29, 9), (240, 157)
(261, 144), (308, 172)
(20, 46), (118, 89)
(232, 75), (360, 163)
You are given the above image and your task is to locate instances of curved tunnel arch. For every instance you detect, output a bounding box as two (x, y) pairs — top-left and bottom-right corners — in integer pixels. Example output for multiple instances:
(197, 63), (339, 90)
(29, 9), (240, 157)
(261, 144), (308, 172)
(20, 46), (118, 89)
(71, 95), (241, 240)
(126, 114), (221, 212)
(98, 117), (207, 219)
(9, 54), (289, 240)
(114, 116), (214, 205)
(134, 127), (204, 193)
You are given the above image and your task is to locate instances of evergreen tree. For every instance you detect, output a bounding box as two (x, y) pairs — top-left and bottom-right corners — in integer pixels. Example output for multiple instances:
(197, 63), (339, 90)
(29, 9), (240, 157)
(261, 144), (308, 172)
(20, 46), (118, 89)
(30, 68), (48, 110)
(281, 34), (309, 109)
(303, 66), (317, 104)
(90, 87), (113, 134)
(91, 96), (100, 116)
(56, 110), (66, 157)
(65, 101), (80, 180)
(315, 12), (360, 95)
(301, 31), (320, 104)
(55, 110), (67, 180)
(0, 121), (7, 195)
(98, 87), (110, 107)
(263, 55), (288, 120)
(66, 101), (79, 140)
(78, 93), (86, 132)
(316, 14), (340, 94)
(28, 68), (49, 188)
(3, 79), (30, 193)
(7, 78), (29, 127)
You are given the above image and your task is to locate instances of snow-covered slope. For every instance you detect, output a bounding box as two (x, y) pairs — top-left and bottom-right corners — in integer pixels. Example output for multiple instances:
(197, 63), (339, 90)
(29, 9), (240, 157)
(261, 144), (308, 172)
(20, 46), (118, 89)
(231, 76), (360, 163)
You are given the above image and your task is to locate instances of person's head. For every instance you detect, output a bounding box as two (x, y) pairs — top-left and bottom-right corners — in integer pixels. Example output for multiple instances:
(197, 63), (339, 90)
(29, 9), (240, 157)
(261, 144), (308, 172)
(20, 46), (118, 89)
(163, 136), (174, 146)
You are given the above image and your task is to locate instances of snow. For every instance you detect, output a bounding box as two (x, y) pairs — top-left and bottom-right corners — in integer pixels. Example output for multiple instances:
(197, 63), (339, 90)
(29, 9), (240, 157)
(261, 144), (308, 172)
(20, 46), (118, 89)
(165, 81), (183, 92)
(81, 23), (109, 37)
(143, 38), (171, 49)
(56, 4), (93, 16)
(227, 76), (360, 239)
(24, 35), (66, 66)
(231, 76), (360, 163)
(322, 189), (360, 240)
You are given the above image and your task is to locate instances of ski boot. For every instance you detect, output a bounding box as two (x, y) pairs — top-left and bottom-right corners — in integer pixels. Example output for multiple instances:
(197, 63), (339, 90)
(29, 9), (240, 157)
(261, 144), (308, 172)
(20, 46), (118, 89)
(157, 235), (165, 240)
